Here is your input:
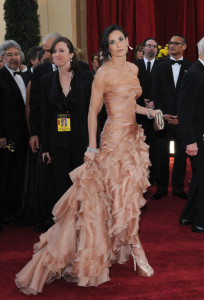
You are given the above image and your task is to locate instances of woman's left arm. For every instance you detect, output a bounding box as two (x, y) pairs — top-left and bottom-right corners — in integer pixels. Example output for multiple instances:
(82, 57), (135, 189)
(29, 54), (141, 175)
(136, 104), (159, 118)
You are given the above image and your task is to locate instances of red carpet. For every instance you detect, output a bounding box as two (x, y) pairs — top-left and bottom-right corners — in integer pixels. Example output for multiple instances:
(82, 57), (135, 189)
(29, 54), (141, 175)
(1, 158), (204, 299)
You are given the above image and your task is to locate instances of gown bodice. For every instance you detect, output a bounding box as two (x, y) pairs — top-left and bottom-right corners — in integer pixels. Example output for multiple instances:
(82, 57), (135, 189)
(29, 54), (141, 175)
(101, 73), (142, 149)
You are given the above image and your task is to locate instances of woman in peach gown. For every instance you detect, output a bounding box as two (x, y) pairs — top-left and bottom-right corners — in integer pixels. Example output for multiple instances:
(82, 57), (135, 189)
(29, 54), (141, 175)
(15, 24), (159, 295)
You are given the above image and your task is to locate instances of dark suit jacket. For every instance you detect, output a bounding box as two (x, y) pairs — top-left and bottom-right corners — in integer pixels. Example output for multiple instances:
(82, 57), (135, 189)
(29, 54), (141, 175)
(41, 69), (93, 152)
(152, 58), (193, 115)
(178, 60), (204, 147)
(21, 68), (32, 85)
(0, 66), (28, 142)
(135, 58), (158, 106)
(134, 58), (158, 126)
(29, 62), (53, 137)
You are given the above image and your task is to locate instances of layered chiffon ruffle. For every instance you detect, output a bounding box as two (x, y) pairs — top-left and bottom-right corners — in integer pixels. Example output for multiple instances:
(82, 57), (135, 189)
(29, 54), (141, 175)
(15, 123), (150, 295)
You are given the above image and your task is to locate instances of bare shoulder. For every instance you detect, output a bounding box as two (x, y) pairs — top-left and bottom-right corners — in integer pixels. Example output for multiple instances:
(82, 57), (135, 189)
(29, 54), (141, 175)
(93, 62), (112, 86)
(128, 62), (138, 76)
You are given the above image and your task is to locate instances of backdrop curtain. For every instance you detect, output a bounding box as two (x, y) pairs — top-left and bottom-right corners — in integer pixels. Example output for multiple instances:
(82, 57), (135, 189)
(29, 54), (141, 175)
(87, 0), (204, 63)
(87, 0), (155, 63)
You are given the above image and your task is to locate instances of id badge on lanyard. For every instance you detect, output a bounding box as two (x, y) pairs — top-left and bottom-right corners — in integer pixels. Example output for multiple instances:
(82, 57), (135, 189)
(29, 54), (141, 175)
(57, 114), (71, 132)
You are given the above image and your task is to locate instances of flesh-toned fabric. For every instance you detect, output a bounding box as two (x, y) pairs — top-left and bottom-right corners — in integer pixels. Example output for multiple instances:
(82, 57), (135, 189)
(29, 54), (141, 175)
(15, 70), (150, 295)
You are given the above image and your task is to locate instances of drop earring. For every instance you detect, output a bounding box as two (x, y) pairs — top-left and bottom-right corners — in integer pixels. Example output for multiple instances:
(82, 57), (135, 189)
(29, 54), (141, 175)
(128, 45), (133, 50)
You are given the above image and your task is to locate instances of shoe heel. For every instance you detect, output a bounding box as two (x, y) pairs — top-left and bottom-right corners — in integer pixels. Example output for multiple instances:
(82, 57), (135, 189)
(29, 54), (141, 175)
(132, 254), (136, 271)
(131, 247), (154, 277)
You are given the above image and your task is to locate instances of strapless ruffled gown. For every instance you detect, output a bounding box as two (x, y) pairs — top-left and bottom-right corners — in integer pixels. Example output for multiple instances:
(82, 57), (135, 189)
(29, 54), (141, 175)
(15, 73), (150, 295)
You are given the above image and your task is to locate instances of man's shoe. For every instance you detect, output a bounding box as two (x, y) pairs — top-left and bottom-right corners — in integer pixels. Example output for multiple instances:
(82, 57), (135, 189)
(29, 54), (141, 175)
(2, 216), (13, 225)
(173, 192), (187, 199)
(12, 219), (25, 226)
(151, 191), (167, 200)
(34, 219), (54, 233)
(179, 218), (192, 225)
(192, 225), (204, 233)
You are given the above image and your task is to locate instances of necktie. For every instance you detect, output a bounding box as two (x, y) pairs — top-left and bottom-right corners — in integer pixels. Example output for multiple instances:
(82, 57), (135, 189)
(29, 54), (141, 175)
(13, 71), (21, 76)
(147, 61), (151, 77)
(170, 60), (183, 65)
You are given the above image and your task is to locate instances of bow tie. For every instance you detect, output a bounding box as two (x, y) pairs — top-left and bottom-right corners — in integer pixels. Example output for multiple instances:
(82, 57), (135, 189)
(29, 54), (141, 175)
(170, 60), (183, 65)
(13, 71), (21, 76)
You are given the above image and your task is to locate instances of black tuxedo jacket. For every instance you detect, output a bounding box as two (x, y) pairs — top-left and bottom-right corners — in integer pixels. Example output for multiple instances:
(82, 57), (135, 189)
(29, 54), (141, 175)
(152, 58), (193, 115)
(178, 60), (204, 147)
(134, 58), (158, 106)
(41, 69), (93, 152)
(0, 66), (29, 141)
(29, 62), (53, 137)
(22, 69), (32, 84)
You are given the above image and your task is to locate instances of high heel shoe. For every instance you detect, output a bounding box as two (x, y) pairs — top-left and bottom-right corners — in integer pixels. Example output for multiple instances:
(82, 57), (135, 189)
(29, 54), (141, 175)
(131, 245), (154, 277)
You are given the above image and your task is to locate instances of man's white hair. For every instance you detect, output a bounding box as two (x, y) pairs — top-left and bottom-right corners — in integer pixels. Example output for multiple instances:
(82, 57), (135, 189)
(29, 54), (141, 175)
(43, 33), (62, 44)
(0, 40), (21, 56)
(197, 37), (204, 56)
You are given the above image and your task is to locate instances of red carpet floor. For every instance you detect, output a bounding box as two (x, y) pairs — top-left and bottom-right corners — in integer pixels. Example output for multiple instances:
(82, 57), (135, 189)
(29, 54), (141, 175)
(1, 158), (204, 299)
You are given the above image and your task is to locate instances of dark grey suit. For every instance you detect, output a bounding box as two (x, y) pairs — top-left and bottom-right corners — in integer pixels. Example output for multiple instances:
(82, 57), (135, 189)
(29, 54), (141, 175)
(178, 60), (204, 226)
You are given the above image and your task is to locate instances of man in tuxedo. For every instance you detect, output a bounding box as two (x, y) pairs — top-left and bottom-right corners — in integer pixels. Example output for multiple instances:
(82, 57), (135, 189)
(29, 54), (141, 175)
(0, 40), (30, 226)
(151, 35), (193, 200)
(134, 38), (158, 184)
(178, 37), (204, 233)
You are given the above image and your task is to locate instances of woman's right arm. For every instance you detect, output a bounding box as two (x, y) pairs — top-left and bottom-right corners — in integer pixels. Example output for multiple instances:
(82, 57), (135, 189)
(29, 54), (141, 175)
(85, 69), (106, 161)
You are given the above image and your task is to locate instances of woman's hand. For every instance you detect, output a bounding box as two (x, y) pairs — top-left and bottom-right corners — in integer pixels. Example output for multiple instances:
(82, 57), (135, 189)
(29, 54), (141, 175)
(84, 151), (97, 169)
(42, 152), (52, 164)
(151, 109), (162, 118)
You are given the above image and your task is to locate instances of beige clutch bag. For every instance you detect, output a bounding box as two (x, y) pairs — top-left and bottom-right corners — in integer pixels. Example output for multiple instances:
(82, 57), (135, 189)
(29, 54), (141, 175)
(153, 110), (164, 131)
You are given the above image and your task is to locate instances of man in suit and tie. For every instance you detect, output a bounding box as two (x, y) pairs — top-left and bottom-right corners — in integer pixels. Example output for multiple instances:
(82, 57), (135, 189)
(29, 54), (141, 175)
(151, 35), (193, 200)
(29, 33), (61, 152)
(28, 33), (62, 232)
(178, 37), (204, 233)
(0, 40), (30, 226)
(134, 38), (158, 184)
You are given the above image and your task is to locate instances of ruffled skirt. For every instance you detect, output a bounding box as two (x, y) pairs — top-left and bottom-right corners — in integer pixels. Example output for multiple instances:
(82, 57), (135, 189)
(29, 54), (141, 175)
(15, 124), (150, 295)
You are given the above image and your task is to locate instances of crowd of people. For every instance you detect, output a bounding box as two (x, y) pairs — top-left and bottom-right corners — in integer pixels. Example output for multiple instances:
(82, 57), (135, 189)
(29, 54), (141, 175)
(0, 23), (204, 294)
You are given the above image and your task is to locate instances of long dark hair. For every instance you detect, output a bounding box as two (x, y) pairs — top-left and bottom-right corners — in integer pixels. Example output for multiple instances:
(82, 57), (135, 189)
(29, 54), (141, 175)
(50, 37), (78, 71)
(100, 24), (128, 64)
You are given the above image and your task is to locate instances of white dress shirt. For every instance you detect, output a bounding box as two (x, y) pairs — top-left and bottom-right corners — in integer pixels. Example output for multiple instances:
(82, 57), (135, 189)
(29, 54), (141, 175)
(143, 57), (155, 72)
(198, 58), (204, 66)
(52, 64), (57, 71)
(5, 66), (26, 104)
(170, 56), (183, 87)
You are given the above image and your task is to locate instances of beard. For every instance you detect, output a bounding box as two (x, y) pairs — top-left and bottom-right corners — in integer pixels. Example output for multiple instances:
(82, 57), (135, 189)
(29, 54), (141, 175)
(147, 50), (155, 58)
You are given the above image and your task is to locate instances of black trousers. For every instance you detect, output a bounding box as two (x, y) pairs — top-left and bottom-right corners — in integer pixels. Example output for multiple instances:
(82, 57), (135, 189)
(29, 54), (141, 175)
(180, 142), (204, 226)
(0, 137), (27, 218)
(136, 115), (157, 184)
(155, 125), (187, 194)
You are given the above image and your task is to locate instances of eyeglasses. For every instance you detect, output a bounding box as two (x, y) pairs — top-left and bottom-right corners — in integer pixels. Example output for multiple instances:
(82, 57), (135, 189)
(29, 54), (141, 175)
(4, 52), (20, 58)
(168, 42), (183, 46)
(145, 44), (157, 49)
(43, 49), (51, 53)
